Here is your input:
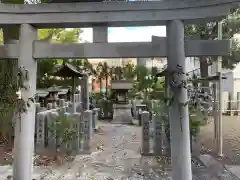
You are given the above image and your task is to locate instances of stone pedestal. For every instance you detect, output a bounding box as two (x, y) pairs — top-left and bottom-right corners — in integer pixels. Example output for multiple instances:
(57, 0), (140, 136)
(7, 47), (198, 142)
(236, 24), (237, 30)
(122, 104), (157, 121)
(112, 104), (133, 124)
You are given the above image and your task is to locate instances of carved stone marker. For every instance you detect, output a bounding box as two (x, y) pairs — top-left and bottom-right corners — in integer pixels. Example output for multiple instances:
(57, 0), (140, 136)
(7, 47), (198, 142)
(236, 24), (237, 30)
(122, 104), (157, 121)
(71, 112), (81, 152)
(141, 111), (150, 155)
(153, 114), (163, 155)
(78, 113), (84, 151)
(47, 111), (58, 149)
(83, 110), (92, 153)
(35, 112), (45, 152)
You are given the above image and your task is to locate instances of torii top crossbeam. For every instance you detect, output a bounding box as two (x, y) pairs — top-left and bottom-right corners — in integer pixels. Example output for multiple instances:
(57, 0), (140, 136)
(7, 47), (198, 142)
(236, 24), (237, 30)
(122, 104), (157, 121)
(0, 0), (239, 28)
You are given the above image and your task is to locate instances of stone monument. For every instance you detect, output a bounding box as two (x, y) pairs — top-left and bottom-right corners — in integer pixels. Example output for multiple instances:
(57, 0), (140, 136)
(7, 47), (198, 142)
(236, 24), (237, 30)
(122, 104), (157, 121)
(47, 85), (60, 109)
(111, 80), (133, 124)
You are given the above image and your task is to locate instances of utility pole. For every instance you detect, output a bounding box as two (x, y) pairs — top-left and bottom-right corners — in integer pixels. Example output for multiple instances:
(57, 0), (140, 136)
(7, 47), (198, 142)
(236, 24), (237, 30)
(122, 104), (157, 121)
(217, 21), (223, 157)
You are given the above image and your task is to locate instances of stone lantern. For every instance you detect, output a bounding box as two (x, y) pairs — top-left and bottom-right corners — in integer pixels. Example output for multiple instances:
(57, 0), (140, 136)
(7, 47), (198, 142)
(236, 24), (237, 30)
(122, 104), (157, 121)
(111, 80), (133, 124)
(47, 85), (60, 108)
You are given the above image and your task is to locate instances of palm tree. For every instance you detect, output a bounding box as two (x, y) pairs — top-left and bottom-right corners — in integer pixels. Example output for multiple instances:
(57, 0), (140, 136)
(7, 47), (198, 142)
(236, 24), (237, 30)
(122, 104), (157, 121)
(122, 62), (136, 80)
(96, 62), (104, 94)
(101, 62), (111, 96)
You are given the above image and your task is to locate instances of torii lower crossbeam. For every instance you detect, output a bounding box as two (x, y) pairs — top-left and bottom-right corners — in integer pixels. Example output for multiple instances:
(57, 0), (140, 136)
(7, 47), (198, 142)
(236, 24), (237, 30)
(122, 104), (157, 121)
(0, 39), (230, 59)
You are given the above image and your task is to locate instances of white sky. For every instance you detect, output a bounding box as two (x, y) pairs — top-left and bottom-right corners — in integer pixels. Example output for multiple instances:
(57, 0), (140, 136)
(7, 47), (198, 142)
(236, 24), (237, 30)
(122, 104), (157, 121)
(81, 26), (166, 42)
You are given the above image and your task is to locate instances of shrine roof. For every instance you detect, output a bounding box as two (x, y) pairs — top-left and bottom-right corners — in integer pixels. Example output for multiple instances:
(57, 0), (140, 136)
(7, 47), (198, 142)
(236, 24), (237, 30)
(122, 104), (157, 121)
(54, 63), (83, 77)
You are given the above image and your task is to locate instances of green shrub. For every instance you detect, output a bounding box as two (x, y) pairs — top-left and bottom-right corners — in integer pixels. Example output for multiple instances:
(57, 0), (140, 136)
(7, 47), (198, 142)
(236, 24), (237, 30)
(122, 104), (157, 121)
(48, 113), (77, 149)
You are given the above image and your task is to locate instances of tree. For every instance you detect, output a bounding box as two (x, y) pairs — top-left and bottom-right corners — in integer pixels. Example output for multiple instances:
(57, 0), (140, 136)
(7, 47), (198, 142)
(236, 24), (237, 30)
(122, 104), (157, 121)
(0, 1), (85, 145)
(101, 62), (110, 96)
(37, 28), (84, 88)
(94, 62), (110, 96)
(184, 8), (240, 79)
(0, 0), (25, 146)
(122, 62), (136, 80)
(94, 62), (105, 94)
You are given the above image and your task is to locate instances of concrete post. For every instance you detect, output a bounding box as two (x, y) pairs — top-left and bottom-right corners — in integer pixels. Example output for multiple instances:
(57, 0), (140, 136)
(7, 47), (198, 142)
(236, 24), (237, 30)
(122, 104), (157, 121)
(72, 76), (76, 113)
(83, 110), (92, 153)
(35, 113), (45, 152)
(228, 92), (233, 116)
(167, 20), (192, 180)
(153, 114), (162, 156)
(93, 26), (108, 43)
(217, 72), (223, 157)
(81, 74), (89, 111)
(14, 24), (37, 180)
(141, 111), (150, 155)
(212, 84), (218, 140)
(78, 113), (84, 151)
(92, 108), (100, 131)
(48, 111), (58, 150)
(71, 113), (81, 152)
(237, 92), (240, 115)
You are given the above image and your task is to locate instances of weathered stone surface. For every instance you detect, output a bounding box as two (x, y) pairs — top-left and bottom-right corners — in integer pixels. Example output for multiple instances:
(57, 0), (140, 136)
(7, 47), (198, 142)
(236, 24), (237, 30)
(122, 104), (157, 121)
(83, 110), (92, 153)
(141, 111), (150, 155)
(35, 112), (46, 151)
(112, 104), (133, 124)
(0, 122), (238, 180)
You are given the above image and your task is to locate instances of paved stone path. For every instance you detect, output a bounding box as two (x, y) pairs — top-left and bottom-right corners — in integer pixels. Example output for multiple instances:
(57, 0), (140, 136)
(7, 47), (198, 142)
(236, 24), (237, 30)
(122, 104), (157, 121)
(0, 121), (239, 179)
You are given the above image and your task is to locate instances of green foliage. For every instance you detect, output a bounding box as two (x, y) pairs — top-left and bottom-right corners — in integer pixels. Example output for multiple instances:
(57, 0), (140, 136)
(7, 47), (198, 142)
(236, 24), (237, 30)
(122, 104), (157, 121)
(122, 62), (136, 80)
(48, 114), (77, 147)
(37, 28), (88, 88)
(152, 100), (168, 122)
(188, 105), (205, 137)
(152, 99), (204, 138)
(184, 8), (240, 71)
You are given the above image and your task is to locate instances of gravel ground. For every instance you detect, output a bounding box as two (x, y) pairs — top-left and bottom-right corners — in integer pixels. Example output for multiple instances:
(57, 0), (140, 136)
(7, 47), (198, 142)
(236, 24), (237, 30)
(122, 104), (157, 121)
(200, 115), (240, 165)
(0, 120), (239, 179)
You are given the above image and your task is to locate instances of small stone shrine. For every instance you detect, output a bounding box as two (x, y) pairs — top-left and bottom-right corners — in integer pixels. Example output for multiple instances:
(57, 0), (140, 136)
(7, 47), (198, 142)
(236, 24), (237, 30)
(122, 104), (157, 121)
(54, 62), (83, 112)
(111, 80), (133, 124)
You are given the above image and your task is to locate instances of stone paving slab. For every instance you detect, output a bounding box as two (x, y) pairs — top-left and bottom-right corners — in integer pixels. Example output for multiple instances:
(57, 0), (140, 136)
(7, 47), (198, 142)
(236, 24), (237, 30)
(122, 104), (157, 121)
(225, 165), (240, 179)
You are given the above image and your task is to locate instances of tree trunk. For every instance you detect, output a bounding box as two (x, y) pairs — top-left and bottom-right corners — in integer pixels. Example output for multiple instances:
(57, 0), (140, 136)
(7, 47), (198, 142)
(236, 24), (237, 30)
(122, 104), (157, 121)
(199, 56), (210, 120)
(105, 76), (108, 97)
(99, 78), (102, 94)
(0, 0), (24, 148)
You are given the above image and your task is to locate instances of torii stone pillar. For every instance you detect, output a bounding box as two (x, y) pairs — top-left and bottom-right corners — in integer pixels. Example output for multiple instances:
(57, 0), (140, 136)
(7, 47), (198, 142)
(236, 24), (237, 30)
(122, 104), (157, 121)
(13, 24), (37, 180)
(167, 20), (192, 180)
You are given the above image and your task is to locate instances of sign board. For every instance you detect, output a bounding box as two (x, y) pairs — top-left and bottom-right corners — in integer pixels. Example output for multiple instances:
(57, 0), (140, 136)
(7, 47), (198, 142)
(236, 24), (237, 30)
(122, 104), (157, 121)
(222, 72), (233, 93)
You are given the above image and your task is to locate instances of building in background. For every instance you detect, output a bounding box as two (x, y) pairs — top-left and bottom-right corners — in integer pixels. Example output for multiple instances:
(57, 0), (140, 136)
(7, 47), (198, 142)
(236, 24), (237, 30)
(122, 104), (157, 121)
(89, 58), (137, 93)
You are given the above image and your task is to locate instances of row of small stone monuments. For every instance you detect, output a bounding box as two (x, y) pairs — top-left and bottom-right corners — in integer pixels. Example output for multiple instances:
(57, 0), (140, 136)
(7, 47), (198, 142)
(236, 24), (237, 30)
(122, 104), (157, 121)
(140, 111), (169, 156)
(35, 99), (99, 154)
(139, 107), (201, 156)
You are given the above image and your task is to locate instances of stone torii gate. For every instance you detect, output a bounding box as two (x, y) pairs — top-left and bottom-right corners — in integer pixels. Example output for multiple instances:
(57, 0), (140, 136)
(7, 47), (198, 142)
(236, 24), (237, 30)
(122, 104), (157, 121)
(0, 1), (238, 180)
